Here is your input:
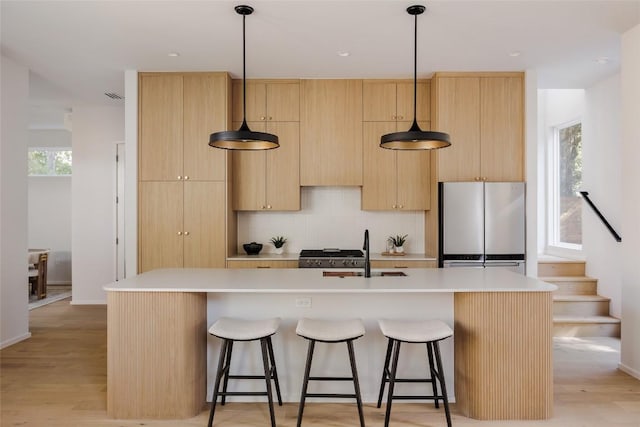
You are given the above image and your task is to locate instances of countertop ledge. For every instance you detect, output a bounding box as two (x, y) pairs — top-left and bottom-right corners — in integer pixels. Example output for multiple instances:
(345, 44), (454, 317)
(105, 268), (556, 293)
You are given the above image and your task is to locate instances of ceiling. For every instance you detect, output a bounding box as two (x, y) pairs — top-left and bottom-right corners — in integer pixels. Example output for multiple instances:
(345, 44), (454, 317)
(2, 0), (639, 114)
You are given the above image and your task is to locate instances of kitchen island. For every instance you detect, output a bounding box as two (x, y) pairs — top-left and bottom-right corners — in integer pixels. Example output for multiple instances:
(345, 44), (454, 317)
(105, 267), (555, 421)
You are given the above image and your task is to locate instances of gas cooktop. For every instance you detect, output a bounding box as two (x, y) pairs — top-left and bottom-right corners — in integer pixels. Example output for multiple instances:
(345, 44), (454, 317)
(299, 249), (365, 268)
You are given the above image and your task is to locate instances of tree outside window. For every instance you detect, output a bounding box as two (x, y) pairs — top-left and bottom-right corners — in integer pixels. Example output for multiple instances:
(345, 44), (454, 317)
(28, 148), (72, 176)
(556, 122), (582, 246)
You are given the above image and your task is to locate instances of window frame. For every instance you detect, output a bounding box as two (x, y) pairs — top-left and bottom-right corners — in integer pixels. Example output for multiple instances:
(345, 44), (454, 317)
(28, 147), (73, 177)
(547, 119), (583, 254)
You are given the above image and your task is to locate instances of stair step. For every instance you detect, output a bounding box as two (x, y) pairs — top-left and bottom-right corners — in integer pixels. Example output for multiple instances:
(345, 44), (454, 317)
(553, 295), (611, 316)
(553, 295), (609, 302)
(538, 276), (598, 295)
(538, 260), (585, 277)
(553, 315), (621, 337)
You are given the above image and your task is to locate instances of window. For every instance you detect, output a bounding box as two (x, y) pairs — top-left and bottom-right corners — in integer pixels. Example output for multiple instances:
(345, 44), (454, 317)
(549, 121), (582, 249)
(28, 148), (72, 176)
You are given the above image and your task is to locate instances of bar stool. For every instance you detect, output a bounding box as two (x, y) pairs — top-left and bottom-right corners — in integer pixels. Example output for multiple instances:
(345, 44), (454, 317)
(207, 317), (283, 427)
(376, 319), (453, 427)
(295, 318), (366, 427)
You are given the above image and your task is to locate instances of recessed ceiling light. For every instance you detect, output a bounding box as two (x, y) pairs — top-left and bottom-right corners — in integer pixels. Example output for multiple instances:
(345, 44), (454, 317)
(508, 51), (521, 57)
(337, 51), (350, 57)
(168, 52), (180, 57)
(595, 56), (610, 65)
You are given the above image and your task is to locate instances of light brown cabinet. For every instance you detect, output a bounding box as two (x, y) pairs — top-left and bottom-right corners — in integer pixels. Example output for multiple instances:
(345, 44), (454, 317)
(433, 73), (524, 182)
(300, 79), (363, 186)
(362, 80), (432, 211)
(371, 259), (437, 269)
(231, 79), (301, 211)
(232, 121), (300, 210)
(139, 181), (226, 273)
(232, 80), (300, 122)
(362, 121), (431, 210)
(139, 73), (230, 182)
(363, 80), (430, 122)
(138, 72), (232, 273)
(226, 260), (298, 269)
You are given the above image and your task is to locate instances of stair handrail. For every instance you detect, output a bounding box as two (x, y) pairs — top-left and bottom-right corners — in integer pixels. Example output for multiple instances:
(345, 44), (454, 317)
(579, 191), (621, 242)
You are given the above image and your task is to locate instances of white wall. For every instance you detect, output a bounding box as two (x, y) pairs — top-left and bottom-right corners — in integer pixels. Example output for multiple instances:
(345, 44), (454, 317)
(620, 23), (640, 380)
(1, 55), (31, 348)
(238, 187), (425, 255)
(537, 89), (585, 257)
(27, 129), (73, 284)
(71, 106), (123, 304)
(583, 74), (622, 318)
(525, 69), (538, 277)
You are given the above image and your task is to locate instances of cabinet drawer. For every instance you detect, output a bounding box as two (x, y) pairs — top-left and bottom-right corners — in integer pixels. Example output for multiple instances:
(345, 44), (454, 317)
(371, 260), (436, 269)
(227, 260), (298, 269)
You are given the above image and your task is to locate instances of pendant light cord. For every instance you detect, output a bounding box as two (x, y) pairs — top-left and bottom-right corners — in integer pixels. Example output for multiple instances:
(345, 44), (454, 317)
(412, 11), (418, 128)
(242, 12), (248, 128)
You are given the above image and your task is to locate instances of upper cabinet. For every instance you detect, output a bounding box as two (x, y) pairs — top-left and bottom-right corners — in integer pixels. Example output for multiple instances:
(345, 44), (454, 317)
(232, 80), (300, 122)
(433, 72), (524, 182)
(139, 72), (230, 182)
(363, 80), (430, 122)
(232, 121), (300, 211)
(300, 79), (363, 186)
(231, 80), (301, 211)
(362, 80), (431, 211)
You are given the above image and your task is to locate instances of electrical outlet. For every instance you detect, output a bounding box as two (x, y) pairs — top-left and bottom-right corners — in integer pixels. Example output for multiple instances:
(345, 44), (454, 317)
(295, 297), (312, 308)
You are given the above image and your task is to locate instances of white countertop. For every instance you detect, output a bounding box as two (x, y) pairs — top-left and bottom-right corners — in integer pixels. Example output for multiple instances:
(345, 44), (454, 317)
(104, 267), (556, 293)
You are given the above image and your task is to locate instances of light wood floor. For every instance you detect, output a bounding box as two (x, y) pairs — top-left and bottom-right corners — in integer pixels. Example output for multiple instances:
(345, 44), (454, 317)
(1, 299), (639, 427)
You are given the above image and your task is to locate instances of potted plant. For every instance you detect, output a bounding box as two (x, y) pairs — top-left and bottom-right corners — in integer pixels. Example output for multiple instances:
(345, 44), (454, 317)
(388, 234), (408, 254)
(270, 236), (287, 255)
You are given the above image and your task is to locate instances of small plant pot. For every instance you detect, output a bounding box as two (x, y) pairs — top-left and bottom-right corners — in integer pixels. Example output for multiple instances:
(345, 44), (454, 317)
(394, 246), (404, 254)
(274, 247), (284, 255)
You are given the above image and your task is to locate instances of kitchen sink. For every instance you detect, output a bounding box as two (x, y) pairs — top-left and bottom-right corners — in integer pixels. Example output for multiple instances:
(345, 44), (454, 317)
(322, 271), (407, 278)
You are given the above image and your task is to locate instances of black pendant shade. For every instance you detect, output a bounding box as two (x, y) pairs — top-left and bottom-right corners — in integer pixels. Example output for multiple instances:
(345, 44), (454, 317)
(380, 5), (451, 150)
(209, 5), (279, 150)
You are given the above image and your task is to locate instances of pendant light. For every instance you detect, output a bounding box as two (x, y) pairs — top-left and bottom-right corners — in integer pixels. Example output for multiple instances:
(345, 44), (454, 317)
(380, 5), (451, 150)
(209, 5), (279, 150)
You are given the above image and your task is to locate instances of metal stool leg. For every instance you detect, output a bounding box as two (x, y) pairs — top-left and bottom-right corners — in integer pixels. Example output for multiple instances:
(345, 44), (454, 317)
(260, 338), (277, 427)
(377, 338), (394, 408)
(220, 340), (234, 405)
(267, 336), (283, 405)
(384, 339), (401, 427)
(208, 340), (229, 427)
(433, 341), (452, 427)
(296, 339), (316, 427)
(426, 341), (440, 409)
(347, 340), (366, 427)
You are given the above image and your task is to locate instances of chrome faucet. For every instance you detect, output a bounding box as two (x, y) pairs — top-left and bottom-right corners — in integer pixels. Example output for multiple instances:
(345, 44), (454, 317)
(363, 229), (371, 278)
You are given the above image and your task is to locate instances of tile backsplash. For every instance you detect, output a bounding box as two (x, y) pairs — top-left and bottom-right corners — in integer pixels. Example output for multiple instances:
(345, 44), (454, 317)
(237, 187), (425, 254)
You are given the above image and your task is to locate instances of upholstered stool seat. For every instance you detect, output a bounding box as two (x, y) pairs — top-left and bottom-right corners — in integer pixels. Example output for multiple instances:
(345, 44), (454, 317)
(377, 319), (453, 427)
(208, 317), (282, 427)
(295, 318), (366, 427)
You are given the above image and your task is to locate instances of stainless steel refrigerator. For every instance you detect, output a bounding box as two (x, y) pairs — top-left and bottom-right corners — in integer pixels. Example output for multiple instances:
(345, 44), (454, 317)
(438, 182), (526, 274)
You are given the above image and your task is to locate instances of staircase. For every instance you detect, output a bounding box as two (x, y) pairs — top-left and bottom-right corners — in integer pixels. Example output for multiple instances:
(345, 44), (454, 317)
(537, 257), (621, 337)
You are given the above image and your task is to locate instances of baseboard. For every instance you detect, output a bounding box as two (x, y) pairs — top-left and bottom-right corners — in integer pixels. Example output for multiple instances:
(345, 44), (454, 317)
(0, 332), (32, 349)
(47, 281), (72, 286)
(70, 299), (106, 305)
(619, 362), (640, 380)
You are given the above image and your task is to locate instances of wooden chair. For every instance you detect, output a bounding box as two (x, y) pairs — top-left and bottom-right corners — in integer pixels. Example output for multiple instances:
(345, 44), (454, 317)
(28, 252), (48, 299)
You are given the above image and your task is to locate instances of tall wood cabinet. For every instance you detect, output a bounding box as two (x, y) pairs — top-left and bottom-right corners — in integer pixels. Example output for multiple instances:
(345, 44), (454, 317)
(433, 72), (524, 182)
(231, 80), (300, 211)
(138, 72), (232, 273)
(362, 81), (431, 211)
(300, 79), (363, 186)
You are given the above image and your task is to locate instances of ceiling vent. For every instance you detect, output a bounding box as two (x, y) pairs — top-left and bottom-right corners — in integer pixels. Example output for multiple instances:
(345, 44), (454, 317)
(104, 92), (124, 100)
